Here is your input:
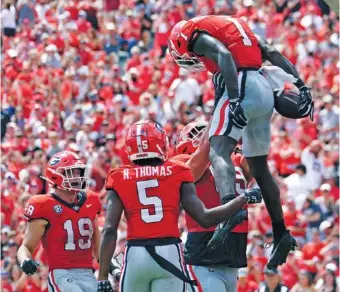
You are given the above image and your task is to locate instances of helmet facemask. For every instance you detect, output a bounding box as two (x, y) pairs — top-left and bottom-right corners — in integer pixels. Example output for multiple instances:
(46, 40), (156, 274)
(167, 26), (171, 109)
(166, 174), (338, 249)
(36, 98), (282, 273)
(170, 50), (205, 72)
(57, 165), (89, 192)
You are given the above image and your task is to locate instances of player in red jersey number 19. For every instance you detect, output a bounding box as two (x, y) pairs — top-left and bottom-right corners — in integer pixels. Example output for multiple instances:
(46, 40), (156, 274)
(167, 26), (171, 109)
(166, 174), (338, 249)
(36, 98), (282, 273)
(17, 151), (101, 292)
(97, 120), (262, 292)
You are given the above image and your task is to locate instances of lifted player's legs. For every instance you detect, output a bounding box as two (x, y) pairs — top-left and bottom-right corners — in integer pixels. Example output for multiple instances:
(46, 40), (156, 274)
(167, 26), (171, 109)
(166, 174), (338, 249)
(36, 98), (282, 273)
(246, 155), (297, 269)
(207, 136), (247, 249)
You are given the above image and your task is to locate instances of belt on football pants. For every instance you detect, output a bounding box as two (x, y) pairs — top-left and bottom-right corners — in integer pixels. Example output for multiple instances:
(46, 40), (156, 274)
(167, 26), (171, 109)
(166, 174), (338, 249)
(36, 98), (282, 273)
(127, 237), (197, 286)
(145, 246), (197, 286)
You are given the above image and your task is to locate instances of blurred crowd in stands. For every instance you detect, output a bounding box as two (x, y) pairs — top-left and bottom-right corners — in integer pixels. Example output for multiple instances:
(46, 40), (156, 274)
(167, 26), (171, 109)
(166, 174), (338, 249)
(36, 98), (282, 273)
(1, 0), (339, 291)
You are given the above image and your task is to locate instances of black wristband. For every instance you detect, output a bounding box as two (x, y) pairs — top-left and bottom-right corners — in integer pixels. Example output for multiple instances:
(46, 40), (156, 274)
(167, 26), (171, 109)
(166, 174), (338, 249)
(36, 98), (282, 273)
(295, 78), (305, 88)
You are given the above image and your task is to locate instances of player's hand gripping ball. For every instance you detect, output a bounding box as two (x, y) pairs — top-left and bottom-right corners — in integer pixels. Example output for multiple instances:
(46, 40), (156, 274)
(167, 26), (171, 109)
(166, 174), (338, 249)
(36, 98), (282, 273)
(297, 86), (314, 121)
(97, 280), (114, 292)
(20, 259), (39, 275)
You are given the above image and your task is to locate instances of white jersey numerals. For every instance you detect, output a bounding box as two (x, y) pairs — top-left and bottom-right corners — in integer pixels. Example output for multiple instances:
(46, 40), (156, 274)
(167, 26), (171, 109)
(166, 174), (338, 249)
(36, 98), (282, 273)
(64, 218), (94, 250)
(227, 18), (252, 46)
(137, 179), (164, 223)
(25, 205), (35, 216)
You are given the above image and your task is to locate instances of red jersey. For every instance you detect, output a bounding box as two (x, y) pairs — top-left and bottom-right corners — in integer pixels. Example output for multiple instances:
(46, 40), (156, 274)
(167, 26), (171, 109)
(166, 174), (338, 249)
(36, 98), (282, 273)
(105, 159), (194, 240)
(183, 16), (262, 73)
(24, 192), (101, 270)
(175, 154), (248, 233)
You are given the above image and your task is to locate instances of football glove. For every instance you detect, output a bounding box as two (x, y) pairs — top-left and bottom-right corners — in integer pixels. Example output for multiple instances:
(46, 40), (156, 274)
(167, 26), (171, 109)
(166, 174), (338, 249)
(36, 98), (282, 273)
(212, 72), (226, 101)
(97, 280), (113, 292)
(244, 188), (262, 204)
(109, 252), (123, 282)
(20, 259), (39, 275)
(297, 86), (314, 121)
(229, 100), (247, 129)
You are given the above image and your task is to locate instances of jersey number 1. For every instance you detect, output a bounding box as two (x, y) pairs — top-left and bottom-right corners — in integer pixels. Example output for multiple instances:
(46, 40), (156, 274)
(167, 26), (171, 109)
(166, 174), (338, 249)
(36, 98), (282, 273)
(137, 179), (164, 223)
(228, 18), (252, 46)
(64, 218), (93, 250)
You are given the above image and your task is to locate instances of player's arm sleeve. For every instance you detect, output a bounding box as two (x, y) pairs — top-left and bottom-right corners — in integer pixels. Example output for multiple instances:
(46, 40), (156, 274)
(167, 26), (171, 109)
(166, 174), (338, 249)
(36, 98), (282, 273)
(24, 197), (49, 224)
(105, 169), (120, 191)
(191, 33), (239, 100)
(257, 35), (304, 87)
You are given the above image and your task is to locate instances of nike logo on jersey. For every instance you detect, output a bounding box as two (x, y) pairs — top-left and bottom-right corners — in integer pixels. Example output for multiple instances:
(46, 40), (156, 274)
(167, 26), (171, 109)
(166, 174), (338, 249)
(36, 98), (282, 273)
(86, 204), (92, 208)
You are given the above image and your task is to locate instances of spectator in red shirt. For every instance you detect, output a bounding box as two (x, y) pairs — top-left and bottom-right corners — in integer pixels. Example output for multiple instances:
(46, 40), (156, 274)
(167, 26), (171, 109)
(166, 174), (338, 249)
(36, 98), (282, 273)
(301, 229), (325, 276)
(284, 198), (307, 246)
(237, 268), (258, 292)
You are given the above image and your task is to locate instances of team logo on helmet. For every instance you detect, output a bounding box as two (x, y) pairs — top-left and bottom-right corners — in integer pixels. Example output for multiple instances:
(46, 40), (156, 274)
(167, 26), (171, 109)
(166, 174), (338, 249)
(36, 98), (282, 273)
(53, 205), (63, 214)
(155, 123), (163, 132)
(49, 157), (61, 166)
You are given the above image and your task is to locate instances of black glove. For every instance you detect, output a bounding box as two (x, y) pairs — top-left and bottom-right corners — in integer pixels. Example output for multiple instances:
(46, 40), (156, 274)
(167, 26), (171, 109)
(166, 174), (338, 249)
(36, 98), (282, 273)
(109, 264), (121, 282)
(212, 72), (226, 100)
(97, 280), (113, 292)
(298, 85), (314, 121)
(229, 100), (247, 129)
(244, 188), (262, 204)
(109, 252), (123, 282)
(20, 259), (39, 275)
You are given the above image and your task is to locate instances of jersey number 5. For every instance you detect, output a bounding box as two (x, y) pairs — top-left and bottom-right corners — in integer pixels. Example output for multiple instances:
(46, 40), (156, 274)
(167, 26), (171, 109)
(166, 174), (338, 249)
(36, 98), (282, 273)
(64, 218), (93, 250)
(137, 179), (164, 223)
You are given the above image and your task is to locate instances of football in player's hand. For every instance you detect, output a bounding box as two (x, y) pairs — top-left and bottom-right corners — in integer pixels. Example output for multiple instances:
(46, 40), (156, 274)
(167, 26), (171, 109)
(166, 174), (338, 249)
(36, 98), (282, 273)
(274, 90), (306, 119)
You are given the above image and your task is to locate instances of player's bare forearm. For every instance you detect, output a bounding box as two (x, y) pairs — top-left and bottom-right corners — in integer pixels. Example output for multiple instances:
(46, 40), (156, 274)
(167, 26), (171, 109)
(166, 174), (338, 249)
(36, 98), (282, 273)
(17, 220), (46, 264)
(17, 245), (33, 264)
(98, 228), (117, 280)
(187, 120), (211, 182)
(257, 36), (303, 86)
(180, 182), (247, 228)
(192, 33), (239, 100)
(98, 190), (123, 280)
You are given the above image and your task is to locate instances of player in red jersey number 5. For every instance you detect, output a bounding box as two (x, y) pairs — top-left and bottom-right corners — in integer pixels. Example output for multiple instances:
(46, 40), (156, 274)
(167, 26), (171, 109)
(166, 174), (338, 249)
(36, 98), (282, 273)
(97, 120), (262, 292)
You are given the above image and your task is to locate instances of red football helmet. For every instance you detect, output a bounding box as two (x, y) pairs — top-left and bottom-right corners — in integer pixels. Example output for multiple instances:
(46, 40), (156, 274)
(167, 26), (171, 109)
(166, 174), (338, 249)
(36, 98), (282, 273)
(125, 120), (169, 163)
(168, 21), (205, 72)
(42, 151), (88, 192)
(176, 121), (208, 155)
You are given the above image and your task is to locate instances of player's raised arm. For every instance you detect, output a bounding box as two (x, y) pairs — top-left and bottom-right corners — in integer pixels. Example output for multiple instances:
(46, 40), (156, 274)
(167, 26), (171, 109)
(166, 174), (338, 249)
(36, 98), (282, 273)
(257, 36), (301, 82)
(17, 219), (47, 275)
(257, 36), (314, 120)
(180, 182), (262, 228)
(186, 121), (211, 182)
(192, 34), (239, 103)
(98, 190), (123, 281)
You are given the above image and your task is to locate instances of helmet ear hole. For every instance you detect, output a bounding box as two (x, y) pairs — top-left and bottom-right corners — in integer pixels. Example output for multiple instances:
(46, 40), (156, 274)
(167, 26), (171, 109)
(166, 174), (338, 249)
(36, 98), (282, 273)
(177, 41), (181, 48)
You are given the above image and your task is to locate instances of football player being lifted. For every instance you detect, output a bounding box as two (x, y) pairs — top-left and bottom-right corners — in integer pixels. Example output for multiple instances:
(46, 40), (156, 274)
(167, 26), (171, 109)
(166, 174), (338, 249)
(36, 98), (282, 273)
(17, 151), (101, 292)
(175, 121), (253, 292)
(168, 15), (313, 270)
(97, 120), (262, 292)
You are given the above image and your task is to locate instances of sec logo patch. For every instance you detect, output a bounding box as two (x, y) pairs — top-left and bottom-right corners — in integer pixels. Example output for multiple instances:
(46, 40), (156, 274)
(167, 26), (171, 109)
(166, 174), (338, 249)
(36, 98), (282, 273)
(53, 205), (63, 214)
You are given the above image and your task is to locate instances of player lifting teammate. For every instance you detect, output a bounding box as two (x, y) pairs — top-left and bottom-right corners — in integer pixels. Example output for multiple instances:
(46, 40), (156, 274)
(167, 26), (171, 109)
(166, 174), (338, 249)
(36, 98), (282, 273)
(168, 15), (313, 270)
(97, 120), (262, 292)
(175, 122), (252, 292)
(17, 151), (101, 292)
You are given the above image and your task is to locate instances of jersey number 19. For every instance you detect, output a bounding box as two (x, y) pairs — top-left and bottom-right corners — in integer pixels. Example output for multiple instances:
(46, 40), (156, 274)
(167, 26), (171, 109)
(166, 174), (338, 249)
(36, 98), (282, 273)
(64, 218), (94, 250)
